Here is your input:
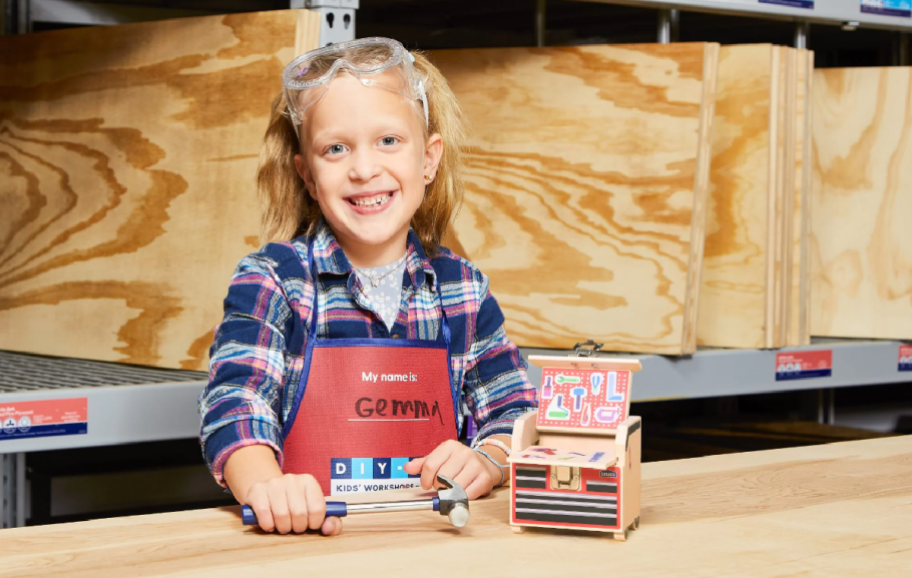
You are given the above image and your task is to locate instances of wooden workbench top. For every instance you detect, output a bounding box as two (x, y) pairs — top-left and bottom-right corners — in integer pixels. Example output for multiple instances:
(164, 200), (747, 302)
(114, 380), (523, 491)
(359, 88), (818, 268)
(2, 436), (910, 577)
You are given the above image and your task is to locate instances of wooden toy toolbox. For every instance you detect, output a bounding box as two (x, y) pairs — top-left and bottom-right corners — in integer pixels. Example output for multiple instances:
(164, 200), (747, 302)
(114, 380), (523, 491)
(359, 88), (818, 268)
(509, 352), (642, 541)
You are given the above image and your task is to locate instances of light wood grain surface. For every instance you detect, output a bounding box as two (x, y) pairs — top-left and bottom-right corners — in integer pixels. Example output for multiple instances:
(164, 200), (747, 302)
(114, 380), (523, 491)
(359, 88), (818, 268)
(811, 67), (912, 339)
(2, 436), (909, 577)
(698, 45), (777, 349)
(787, 49), (813, 347)
(0, 10), (320, 369)
(434, 43), (719, 355)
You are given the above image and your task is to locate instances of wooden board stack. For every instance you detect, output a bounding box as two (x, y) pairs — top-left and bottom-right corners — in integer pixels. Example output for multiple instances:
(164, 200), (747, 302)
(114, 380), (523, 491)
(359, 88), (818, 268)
(697, 45), (812, 349)
(434, 43), (720, 356)
(810, 67), (912, 340)
(0, 10), (320, 370)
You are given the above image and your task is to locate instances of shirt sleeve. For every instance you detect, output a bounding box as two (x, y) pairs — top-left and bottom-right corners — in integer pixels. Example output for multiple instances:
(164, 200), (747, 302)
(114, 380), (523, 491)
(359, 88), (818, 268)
(462, 270), (539, 445)
(198, 252), (293, 487)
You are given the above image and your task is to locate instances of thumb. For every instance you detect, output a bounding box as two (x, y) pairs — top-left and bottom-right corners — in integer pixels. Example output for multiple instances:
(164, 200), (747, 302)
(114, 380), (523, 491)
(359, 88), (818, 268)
(404, 457), (425, 474)
(321, 516), (343, 536)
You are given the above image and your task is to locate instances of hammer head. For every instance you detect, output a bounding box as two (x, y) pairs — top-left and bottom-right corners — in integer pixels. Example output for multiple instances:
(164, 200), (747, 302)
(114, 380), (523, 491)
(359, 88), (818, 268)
(435, 474), (470, 528)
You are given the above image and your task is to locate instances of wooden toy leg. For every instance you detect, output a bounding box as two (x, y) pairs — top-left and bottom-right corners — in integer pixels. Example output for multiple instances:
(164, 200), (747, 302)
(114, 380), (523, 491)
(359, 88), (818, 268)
(633, 516), (640, 530)
(511, 526), (526, 534)
(613, 528), (628, 542)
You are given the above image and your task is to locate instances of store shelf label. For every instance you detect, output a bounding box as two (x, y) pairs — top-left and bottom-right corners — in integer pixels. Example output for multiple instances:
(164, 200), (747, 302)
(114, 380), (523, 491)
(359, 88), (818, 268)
(0, 398), (87, 441)
(760, 0), (814, 9)
(861, 0), (911, 17)
(900, 345), (912, 372)
(775, 350), (832, 381)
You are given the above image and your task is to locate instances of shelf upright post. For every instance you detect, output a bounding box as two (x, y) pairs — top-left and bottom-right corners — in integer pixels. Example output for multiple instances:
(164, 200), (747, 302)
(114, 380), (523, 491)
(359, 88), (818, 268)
(794, 20), (809, 49)
(657, 8), (679, 44)
(292, 0), (358, 47)
(1, 453), (26, 528)
(536, 0), (546, 47)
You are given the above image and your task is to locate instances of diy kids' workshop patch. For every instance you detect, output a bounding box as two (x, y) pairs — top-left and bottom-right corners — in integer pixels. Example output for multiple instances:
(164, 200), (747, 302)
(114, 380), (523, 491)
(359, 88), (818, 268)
(330, 457), (421, 495)
(0, 398), (87, 441)
(538, 368), (630, 431)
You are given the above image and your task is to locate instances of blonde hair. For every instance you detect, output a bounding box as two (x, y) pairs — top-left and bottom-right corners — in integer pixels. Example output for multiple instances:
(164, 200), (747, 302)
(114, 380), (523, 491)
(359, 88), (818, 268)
(256, 48), (467, 258)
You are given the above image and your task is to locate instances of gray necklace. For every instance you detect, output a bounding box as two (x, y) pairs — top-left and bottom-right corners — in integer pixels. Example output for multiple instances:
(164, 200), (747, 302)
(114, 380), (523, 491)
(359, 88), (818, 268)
(354, 253), (407, 288)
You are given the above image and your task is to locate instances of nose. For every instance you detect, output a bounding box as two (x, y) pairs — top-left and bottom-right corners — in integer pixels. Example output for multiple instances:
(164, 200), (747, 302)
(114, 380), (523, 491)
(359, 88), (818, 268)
(348, 147), (382, 183)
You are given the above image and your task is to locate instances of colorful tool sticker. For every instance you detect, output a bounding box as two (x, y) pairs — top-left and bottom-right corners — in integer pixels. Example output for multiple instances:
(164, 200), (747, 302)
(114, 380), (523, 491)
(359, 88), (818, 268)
(330, 457), (421, 495)
(760, 0), (814, 9)
(775, 350), (832, 381)
(899, 345), (912, 372)
(861, 0), (911, 17)
(517, 447), (609, 465)
(538, 368), (630, 430)
(0, 398), (87, 441)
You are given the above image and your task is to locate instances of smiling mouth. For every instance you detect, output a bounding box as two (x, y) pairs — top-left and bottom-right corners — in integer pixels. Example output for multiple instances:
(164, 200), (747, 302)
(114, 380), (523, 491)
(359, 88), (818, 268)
(348, 191), (395, 208)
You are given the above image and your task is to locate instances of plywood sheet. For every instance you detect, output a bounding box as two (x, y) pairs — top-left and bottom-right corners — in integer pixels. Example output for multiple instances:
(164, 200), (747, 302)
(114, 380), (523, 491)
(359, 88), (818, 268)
(697, 45), (778, 349)
(811, 67), (912, 339)
(435, 43), (719, 355)
(786, 49), (813, 346)
(0, 10), (321, 369)
(773, 46), (798, 348)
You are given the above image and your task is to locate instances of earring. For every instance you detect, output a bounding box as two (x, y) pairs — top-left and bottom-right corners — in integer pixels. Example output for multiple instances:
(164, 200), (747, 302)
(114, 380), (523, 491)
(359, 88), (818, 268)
(425, 174), (433, 182)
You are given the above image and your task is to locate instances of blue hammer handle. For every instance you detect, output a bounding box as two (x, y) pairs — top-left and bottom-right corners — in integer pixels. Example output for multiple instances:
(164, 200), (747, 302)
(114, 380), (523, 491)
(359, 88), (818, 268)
(241, 497), (441, 526)
(242, 502), (348, 525)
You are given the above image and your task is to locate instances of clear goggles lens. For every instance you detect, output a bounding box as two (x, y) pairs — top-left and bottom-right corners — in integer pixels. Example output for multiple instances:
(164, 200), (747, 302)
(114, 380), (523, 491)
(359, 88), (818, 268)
(282, 37), (428, 128)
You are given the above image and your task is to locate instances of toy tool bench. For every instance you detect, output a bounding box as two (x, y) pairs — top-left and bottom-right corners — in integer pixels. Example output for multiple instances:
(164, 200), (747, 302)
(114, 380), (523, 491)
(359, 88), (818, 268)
(509, 355), (642, 541)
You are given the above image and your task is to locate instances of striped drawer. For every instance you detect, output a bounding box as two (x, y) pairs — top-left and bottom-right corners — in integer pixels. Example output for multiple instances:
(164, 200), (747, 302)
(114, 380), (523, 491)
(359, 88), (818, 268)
(514, 489), (618, 527)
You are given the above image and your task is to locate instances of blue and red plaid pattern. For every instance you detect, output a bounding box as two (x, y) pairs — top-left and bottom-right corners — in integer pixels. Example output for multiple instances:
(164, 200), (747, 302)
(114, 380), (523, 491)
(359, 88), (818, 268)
(199, 221), (538, 486)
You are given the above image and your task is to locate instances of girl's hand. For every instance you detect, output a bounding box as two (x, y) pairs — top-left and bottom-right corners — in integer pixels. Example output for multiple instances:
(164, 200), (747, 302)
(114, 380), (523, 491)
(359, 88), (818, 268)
(404, 440), (502, 500)
(243, 473), (342, 536)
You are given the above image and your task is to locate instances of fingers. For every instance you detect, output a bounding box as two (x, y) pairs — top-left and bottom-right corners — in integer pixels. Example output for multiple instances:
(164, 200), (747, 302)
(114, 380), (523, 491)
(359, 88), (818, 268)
(404, 457), (425, 476)
(267, 478), (292, 534)
(247, 474), (329, 535)
(418, 440), (460, 490)
(279, 479), (308, 534)
(321, 516), (344, 536)
(303, 476), (327, 531)
(464, 475), (494, 500)
(246, 486), (276, 533)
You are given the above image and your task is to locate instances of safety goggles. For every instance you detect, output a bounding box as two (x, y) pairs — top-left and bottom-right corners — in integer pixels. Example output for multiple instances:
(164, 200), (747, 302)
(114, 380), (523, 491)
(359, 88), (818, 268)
(282, 37), (429, 129)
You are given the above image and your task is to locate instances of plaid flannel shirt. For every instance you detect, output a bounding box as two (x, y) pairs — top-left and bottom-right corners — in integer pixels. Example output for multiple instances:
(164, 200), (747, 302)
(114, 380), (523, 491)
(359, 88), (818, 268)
(199, 221), (538, 485)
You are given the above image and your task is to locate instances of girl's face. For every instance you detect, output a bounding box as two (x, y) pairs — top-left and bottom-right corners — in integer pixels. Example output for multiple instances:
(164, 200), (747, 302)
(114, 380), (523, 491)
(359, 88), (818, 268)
(294, 73), (443, 265)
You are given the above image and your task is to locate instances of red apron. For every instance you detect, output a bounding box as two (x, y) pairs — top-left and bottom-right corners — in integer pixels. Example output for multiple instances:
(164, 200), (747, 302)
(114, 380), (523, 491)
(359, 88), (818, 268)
(281, 239), (458, 495)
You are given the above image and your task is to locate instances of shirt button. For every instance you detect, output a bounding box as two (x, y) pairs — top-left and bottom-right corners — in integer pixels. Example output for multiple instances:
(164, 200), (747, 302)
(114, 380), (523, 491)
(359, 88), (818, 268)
(392, 334), (401, 339)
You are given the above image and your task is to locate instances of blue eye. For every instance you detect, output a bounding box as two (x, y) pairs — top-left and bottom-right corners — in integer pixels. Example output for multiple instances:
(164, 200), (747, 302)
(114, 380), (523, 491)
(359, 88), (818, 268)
(380, 136), (399, 146)
(328, 144), (347, 155)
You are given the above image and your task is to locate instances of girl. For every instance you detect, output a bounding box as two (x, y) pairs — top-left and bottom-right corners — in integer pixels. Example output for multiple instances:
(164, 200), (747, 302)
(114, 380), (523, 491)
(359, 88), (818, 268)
(199, 37), (538, 536)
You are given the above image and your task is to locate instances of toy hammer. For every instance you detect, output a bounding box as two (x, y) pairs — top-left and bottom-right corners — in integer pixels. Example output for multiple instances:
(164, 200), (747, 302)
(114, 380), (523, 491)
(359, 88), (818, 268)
(241, 474), (470, 528)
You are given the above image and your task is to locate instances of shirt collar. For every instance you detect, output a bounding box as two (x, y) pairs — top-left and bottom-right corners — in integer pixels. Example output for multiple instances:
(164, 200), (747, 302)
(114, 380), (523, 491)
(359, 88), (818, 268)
(310, 220), (438, 290)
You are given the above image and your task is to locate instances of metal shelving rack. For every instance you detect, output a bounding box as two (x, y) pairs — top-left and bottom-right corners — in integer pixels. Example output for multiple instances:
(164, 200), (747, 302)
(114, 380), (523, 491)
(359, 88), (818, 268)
(577, 0), (912, 31)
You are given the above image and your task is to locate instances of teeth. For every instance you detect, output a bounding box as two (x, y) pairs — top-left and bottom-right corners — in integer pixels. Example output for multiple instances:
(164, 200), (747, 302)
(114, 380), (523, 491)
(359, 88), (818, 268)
(351, 193), (392, 207)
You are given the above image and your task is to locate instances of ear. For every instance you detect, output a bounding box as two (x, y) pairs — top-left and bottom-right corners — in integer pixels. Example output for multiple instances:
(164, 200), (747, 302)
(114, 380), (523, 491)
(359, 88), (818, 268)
(423, 133), (444, 181)
(294, 153), (318, 200)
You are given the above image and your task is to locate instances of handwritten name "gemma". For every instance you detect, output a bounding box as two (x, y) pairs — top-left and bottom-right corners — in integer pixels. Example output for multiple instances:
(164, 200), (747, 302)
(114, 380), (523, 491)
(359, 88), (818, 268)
(355, 397), (444, 425)
(361, 372), (418, 383)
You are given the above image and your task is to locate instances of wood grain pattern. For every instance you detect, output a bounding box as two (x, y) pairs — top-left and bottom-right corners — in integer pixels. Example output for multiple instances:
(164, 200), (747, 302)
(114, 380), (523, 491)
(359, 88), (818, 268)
(698, 46), (812, 349)
(435, 43), (719, 355)
(2, 436), (910, 577)
(773, 46), (797, 348)
(811, 67), (912, 339)
(0, 10), (320, 369)
(786, 49), (813, 346)
(697, 45), (778, 349)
